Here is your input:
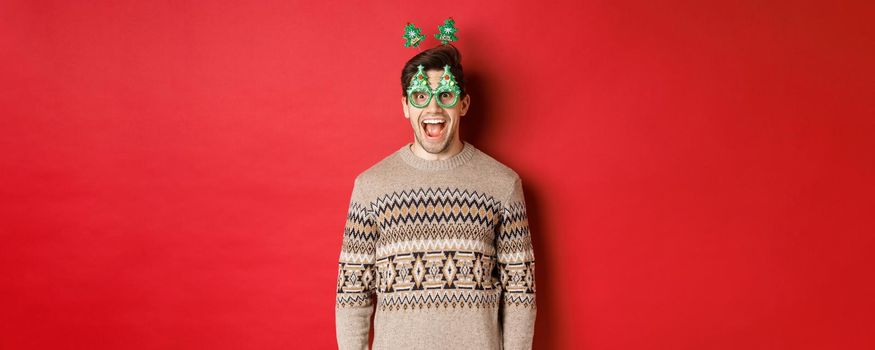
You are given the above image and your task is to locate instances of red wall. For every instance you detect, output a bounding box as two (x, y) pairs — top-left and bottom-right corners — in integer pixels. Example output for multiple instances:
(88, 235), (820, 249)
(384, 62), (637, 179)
(2, 1), (873, 349)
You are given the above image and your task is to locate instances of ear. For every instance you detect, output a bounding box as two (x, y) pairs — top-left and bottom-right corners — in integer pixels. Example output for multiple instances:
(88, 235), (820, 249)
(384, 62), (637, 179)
(459, 94), (471, 117)
(401, 96), (410, 119)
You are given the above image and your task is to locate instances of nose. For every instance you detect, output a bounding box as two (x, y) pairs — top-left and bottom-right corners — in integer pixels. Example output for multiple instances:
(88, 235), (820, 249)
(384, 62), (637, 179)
(424, 92), (443, 112)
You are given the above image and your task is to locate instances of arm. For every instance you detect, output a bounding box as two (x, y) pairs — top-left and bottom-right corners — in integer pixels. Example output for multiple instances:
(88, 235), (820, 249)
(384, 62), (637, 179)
(496, 176), (537, 350)
(335, 176), (378, 350)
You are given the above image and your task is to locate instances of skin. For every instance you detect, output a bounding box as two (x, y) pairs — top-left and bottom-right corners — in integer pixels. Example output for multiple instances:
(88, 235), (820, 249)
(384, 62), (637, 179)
(401, 68), (471, 160)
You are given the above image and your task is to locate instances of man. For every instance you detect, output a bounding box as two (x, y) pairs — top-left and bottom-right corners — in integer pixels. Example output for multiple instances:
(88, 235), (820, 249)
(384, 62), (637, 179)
(335, 44), (537, 350)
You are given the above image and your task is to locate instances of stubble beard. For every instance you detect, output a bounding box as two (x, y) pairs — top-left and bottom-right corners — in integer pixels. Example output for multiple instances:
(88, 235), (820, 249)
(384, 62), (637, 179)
(414, 125), (452, 154)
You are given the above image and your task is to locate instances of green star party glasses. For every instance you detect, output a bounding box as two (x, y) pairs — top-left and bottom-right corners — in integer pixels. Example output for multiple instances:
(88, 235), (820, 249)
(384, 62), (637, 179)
(406, 64), (462, 109)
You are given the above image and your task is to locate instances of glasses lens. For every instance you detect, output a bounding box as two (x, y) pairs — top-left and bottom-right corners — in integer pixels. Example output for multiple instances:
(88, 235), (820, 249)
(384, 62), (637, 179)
(437, 91), (458, 108)
(408, 90), (431, 108)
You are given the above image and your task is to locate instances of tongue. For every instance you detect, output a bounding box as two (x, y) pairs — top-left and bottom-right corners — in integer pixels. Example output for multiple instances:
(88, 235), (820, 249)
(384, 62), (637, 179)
(425, 123), (443, 137)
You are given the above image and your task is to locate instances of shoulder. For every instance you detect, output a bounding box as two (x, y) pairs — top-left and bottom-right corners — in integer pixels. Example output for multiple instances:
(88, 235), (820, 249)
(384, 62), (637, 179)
(471, 145), (521, 183)
(466, 144), (524, 205)
(345, 147), (404, 205)
(352, 146), (405, 187)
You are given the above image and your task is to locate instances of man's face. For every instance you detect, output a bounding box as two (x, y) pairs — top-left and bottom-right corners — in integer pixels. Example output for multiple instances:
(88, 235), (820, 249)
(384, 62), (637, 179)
(401, 68), (471, 154)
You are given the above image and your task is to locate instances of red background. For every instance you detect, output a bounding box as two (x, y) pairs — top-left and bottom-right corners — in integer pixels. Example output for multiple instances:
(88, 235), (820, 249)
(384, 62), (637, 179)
(2, 0), (873, 349)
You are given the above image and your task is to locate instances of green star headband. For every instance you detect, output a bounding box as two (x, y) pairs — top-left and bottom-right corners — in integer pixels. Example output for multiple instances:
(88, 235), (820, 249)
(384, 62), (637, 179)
(402, 17), (461, 108)
(402, 18), (457, 48)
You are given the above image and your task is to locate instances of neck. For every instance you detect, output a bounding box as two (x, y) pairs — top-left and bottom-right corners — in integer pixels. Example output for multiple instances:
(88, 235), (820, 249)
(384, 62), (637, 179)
(410, 137), (464, 160)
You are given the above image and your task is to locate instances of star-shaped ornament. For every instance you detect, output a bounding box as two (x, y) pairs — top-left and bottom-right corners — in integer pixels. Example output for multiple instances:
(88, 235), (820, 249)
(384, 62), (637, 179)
(402, 23), (426, 48)
(435, 17), (458, 44)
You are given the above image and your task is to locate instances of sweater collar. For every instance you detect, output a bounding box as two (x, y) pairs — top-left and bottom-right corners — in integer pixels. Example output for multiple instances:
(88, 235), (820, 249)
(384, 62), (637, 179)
(399, 141), (477, 171)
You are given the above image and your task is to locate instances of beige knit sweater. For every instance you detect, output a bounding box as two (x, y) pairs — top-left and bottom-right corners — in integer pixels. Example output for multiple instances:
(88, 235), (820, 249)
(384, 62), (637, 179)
(335, 141), (537, 350)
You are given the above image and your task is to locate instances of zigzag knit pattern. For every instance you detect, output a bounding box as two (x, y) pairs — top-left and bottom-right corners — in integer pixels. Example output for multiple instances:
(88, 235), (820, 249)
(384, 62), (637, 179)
(336, 186), (535, 310)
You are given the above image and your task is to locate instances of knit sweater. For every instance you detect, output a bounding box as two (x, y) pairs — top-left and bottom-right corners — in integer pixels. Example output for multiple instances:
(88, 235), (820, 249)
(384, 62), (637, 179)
(335, 141), (537, 350)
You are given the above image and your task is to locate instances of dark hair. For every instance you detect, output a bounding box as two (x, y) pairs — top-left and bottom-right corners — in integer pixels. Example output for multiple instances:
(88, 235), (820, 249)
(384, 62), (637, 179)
(401, 44), (466, 99)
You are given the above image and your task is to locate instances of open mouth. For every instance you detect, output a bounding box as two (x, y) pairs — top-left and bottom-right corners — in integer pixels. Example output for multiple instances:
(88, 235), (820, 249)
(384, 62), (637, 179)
(421, 118), (447, 140)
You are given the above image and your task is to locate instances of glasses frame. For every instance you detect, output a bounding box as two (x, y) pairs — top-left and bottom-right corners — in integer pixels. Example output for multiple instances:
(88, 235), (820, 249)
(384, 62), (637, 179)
(407, 89), (459, 109)
(406, 64), (462, 109)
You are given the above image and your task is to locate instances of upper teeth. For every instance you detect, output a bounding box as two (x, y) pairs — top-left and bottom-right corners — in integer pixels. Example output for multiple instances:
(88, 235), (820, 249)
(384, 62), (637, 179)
(423, 120), (445, 124)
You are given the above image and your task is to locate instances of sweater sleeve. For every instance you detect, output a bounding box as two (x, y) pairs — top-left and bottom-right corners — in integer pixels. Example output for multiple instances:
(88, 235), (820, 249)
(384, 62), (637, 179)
(496, 176), (537, 350)
(335, 177), (378, 350)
